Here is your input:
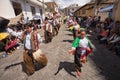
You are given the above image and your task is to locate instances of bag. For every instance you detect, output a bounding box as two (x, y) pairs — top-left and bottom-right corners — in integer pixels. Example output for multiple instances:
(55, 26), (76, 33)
(33, 49), (48, 66)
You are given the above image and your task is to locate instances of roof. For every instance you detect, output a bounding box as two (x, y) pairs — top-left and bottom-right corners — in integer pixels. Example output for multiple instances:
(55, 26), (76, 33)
(74, 3), (94, 13)
(74, 2), (113, 13)
(99, 5), (113, 12)
(45, 2), (58, 8)
(8, 13), (23, 26)
(96, 0), (114, 5)
(27, 0), (47, 8)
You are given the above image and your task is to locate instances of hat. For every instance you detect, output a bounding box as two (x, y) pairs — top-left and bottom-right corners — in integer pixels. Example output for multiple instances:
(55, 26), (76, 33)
(45, 17), (49, 21)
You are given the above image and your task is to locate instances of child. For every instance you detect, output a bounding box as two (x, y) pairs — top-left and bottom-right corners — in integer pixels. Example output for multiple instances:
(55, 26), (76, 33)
(69, 30), (93, 76)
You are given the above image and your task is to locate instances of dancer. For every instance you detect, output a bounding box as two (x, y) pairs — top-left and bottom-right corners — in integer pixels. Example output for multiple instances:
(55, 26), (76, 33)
(23, 24), (42, 75)
(69, 30), (93, 76)
(43, 17), (53, 43)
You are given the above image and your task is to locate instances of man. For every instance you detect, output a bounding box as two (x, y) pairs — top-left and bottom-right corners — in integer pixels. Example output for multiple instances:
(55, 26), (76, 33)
(23, 24), (42, 75)
(52, 17), (58, 36)
(25, 17), (30, 24)
(43, 17), (53, 43)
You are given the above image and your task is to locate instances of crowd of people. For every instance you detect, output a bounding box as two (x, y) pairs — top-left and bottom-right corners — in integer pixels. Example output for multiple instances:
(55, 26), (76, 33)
(0, 12), (62, 75)
(95, 18), (120, 56)
(21, 13), (62, 75)
(0, 11), (120, 77)
(66, 15), (120, 76)
(69, 16), (120, 56)
(0, 12), (62, 54)
(66, 16), (94, 76)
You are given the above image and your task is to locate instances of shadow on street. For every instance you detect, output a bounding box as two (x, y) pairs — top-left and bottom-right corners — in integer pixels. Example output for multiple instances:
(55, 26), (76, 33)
(4, 61), (45, 75)
(65, 34), (73, 36)
(54, 61), (76, 77)
(62, 40), (73, 43)
(89, 36), (120, 80)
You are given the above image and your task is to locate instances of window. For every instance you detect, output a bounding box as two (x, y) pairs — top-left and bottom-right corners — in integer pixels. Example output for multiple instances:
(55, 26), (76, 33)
(39, 9), (43, 15)
(82, 9), (86, 14)
(31, 6), (36, 15)
(12, 1), (22, 16)
(72, 8), (74, 11)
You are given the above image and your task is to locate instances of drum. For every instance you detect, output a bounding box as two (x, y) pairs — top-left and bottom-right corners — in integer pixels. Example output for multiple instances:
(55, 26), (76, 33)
(33, 49), (48, 66)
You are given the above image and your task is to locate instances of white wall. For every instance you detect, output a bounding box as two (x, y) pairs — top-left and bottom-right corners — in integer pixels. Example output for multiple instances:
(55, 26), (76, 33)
(0, 0), (15, 18)
(98, 12), (109, 21)
(11, 0), (42, 20)
(0, 0), (42, 20)
(25, 2), (41, 20)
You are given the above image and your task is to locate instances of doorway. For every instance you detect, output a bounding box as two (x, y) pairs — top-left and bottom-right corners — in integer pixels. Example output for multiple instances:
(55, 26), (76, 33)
(12, 1), (22, 16)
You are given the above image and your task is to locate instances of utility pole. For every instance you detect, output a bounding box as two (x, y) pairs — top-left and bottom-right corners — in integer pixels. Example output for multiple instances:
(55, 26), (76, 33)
(42, 0), (45, 22)
(112, 0), (120, 21)
(53, 0), (55, 12)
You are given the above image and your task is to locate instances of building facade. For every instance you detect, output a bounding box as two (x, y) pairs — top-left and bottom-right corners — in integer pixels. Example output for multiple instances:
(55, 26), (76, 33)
(62, 4), (80, 16)
(0, 0), (47, 20)
(74, 3), (94, 17)
(74, 0), (114, 21)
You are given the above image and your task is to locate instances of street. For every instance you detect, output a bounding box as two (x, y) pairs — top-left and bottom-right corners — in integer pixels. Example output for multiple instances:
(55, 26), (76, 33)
(0, 24), (120, 80)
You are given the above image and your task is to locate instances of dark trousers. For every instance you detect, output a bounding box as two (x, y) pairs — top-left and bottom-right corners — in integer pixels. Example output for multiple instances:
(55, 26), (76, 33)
(57, 24), (60, 30)
(73, 30), (76, 40)
(74, 48), (81, 71)
(54, 27), (58, 35)
(115, 46), (120, 55)
(44, 31), (52, 43)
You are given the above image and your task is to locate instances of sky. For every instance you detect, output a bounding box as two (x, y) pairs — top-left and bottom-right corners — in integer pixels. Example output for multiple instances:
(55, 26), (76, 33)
(44, 0), (91, 8)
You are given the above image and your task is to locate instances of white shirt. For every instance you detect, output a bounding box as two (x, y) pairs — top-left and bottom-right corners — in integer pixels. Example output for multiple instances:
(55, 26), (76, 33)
(79, 37), (89, 48)
(7, 28), (13, 33)
(25, 32), (32, 50)
(37, 33), (42, 43)
(79, 37), (89, 55)
(46, 23), (52, 33)
(16, 31), (23, 39)
(74, 24), (80, 30)
(69, 19), (74, 25)
(7, 28), (23, 38)
(25, 32), (42, 50)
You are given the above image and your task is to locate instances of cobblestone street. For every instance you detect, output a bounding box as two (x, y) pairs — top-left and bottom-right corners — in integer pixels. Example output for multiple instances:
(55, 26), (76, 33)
(0, 24), (120, 80)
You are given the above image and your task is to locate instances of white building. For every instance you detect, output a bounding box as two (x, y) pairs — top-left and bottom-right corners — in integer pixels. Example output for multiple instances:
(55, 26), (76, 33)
(62, 4), (80, 16)
(69, 4), (79, 14)
(0, 0), (47, 20)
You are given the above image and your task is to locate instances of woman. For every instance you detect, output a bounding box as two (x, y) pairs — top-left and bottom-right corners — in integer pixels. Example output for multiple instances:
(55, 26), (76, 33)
(69, 30), (93, 76)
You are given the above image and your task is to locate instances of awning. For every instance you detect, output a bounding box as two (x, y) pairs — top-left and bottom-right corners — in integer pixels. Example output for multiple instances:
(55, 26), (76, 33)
(0, 33), (10, 41)
(99, 5), (114, 12)
(28, 0), (47, 8)
(8, 13), (23, 26)
(0, 17), (9, 28)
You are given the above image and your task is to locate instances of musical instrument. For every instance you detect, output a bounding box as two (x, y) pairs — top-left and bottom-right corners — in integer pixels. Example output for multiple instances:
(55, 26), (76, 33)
(33, 49), (48, 66)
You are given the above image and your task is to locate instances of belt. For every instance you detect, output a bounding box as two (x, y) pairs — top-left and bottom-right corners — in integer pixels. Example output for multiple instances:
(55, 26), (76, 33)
(77, 47), (86, 50)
